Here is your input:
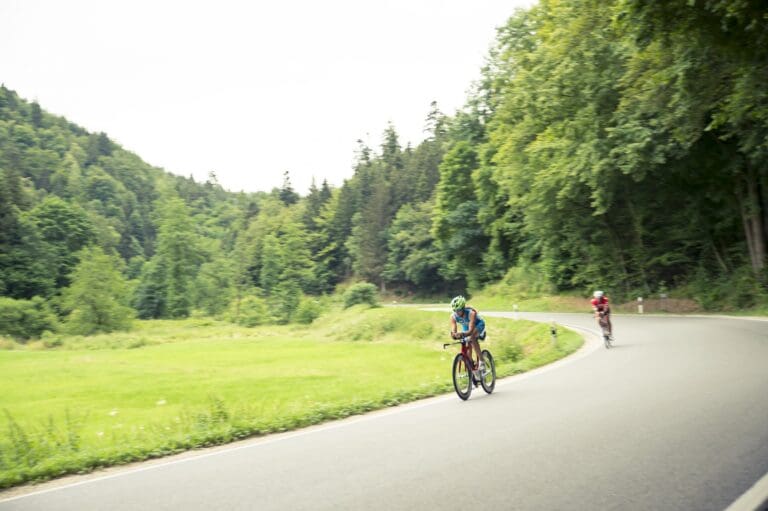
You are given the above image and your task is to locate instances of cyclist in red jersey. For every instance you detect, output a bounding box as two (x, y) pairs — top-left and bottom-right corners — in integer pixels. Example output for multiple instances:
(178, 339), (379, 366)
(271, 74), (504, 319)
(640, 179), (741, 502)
(591, 290), (613, 337)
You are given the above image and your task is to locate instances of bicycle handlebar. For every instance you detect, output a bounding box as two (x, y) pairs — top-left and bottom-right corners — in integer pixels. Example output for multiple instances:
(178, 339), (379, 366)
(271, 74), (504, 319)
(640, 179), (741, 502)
(443, 337), (472, 348)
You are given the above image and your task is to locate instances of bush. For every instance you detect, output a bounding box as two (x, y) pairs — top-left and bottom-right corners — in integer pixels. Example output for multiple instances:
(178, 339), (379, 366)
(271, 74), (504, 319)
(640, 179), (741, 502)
(0, 297), (58, 340)
(294, 297), (322, 324)
(41, 331), (64, 348)
(688, 265), (766, 311)
(226, 295), (269, 327)
(343, 283), (379, 308)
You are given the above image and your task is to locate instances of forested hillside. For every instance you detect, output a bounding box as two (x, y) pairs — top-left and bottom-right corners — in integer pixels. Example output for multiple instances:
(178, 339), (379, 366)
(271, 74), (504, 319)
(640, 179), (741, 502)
(1, 0), (767, 339)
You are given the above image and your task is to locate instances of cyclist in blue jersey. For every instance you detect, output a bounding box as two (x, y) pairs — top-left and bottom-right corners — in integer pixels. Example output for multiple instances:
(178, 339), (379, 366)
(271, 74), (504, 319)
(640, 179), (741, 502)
(449, 295), (487, 377)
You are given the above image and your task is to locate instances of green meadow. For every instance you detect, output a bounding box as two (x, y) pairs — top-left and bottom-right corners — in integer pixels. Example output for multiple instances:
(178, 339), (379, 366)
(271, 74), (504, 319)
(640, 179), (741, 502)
(0, 307), (582, 489)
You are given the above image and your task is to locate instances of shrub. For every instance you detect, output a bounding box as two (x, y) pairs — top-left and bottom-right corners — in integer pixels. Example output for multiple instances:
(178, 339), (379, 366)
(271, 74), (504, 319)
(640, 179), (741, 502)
(226, 295), (269, 327)
(294, 296), (322, 324)
(41, 332), (64, 348)
(688, 265), (766, 311)
(0, 297), (58, 340)
(343, 282), (379, 308)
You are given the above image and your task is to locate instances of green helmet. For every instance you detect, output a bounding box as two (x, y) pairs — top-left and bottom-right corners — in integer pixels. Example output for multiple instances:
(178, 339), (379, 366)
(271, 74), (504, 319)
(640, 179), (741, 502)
(450, 295), (466, 311)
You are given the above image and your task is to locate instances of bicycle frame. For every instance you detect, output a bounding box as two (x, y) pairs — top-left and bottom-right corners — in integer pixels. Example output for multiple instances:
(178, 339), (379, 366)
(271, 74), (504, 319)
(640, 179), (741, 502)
(443, 338), (478, 370)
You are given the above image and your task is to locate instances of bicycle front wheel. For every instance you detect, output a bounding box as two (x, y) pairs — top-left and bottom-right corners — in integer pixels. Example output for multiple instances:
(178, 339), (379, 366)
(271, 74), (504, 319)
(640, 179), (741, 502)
(602, 328), (612, 348)
(452, 353), (472, 400)
(480, 350), (496, 394)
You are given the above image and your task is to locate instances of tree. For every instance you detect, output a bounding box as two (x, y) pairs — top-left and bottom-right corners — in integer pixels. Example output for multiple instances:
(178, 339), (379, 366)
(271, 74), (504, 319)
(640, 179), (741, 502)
(84, 132), (113, 165)
(0, 167), (55, 298)
(279, 170), (299, 205)
(424, 101), (446, 140)
(132, 192), (202, 319)
(313, 182), (358, 286)
(346, 170), (391, 290)
(236, 195), (317, 300)
(30, 101), (43, 128)
(487, 1), (642, 292)
(259, 233), (282, 294)
(193, 255), (235, 316)
(155, 196), (202, 317)
(61, 246), (134, 335)
(134, 257), (167, 319)
(302, 178), (332, 231)
(28, 196), (95, 288)
(614, 0), (768, 276)
(432, 141), (488, 288)
(384, 202), (448, 292)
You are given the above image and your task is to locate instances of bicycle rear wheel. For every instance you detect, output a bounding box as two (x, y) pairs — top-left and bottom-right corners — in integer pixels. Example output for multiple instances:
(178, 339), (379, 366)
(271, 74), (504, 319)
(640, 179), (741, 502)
(480, 350), (496, 394)
(452, 353), (472, 400)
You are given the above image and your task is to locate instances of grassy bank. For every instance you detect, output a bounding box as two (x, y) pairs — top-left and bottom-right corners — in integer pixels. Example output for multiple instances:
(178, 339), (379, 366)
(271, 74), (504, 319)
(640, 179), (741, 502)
(0, 307), (581, 489)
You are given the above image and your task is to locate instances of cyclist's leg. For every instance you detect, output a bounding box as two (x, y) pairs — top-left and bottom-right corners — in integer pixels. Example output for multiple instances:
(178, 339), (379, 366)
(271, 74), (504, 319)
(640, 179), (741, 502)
(475, 329), (487, 372)
(470, 334), (483, 370)
(607, 313), (613, 336)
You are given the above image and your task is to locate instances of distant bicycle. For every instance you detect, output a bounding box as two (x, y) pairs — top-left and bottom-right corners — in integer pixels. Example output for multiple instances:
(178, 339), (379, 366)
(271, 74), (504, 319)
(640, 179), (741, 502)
(443, 335), (496, 400)
(598, 311), (612, 349)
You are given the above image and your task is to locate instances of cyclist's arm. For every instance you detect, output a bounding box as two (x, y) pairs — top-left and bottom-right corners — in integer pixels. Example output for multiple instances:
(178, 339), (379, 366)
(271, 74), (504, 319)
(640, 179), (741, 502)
(450, 315), (458, 336)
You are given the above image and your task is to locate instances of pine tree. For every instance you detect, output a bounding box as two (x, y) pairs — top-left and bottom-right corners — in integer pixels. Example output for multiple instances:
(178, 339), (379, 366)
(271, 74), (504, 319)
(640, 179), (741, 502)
(279, 171), (299, 205)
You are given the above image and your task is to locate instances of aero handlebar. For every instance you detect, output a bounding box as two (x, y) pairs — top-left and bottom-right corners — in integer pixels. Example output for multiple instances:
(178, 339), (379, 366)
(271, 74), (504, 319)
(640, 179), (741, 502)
(443, 337), (472, 349)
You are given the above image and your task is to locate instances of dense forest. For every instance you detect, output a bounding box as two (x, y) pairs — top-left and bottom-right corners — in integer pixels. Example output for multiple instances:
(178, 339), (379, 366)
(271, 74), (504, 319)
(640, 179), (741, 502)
(1, 0), (767, 338)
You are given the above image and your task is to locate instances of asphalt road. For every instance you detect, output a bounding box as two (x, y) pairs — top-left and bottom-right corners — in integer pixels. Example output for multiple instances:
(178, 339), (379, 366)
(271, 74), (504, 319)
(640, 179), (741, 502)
(2, 312), (767, 511)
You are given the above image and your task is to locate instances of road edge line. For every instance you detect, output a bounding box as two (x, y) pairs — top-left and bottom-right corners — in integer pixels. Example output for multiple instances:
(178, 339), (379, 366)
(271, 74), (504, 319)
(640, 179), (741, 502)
(725, 470), (768, 511)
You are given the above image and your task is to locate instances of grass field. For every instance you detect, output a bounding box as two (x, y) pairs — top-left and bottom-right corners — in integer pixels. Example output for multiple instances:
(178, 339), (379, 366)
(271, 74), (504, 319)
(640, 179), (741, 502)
(0, 306), (582, 489)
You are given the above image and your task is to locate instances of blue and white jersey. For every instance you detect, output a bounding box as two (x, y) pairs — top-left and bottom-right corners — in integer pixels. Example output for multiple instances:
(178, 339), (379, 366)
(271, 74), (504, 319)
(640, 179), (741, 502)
(452, 307), (486, 338)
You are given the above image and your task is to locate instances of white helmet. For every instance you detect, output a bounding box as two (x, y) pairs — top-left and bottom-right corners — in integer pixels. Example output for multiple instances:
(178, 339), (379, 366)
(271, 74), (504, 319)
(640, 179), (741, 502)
(593, 290), (604, 298)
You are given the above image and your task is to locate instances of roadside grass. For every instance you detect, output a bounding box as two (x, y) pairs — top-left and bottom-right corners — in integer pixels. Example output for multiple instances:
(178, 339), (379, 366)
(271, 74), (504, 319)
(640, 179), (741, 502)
(0, 306), (581, 489)
(472, 294), (586, 313)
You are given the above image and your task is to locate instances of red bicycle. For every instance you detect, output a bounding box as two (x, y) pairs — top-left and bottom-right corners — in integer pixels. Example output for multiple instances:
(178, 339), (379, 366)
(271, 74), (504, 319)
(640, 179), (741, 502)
(443, 335), (496, 400)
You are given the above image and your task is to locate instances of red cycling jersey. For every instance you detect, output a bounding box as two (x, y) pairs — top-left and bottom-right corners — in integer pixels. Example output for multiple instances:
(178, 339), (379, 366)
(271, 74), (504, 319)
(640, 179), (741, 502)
(591, 296), (610, 312)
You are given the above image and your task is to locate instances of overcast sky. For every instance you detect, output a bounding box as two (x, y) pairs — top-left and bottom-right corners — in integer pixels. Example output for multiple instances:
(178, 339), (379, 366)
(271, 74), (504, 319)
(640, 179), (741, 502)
(1, 0), (535, 194)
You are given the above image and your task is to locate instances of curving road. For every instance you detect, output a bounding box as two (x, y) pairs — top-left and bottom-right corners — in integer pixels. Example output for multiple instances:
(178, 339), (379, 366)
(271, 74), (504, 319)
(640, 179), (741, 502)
(2, 313), (767, 511)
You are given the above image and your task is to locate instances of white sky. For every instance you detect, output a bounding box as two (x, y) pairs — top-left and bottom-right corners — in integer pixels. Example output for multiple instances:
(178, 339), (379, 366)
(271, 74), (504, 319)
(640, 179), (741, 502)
(1, 0), (535, 194)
